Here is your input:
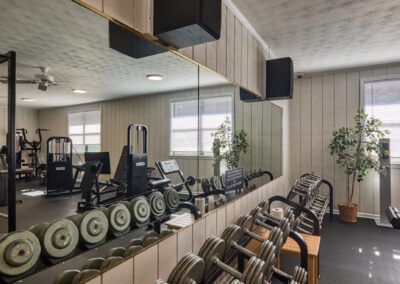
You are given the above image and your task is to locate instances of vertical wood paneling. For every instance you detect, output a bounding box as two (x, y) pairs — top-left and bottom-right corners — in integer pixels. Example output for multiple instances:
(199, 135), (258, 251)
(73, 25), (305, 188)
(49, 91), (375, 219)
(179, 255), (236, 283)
(226, 8), (235, 81)
(206, 42), (217, 71)
(217, 3), (227, 77)
(321, 75), (335, 197)
(334, 73), (347, 206)
(234, 17), (242, 85)
(289, 79), (301, 183)
(300, 78), (312, 174)
(193, 44), (207, 67)
(311, 76), (323, 174)
(241, 25), (248, 88)
(346, 71), (360, 205)
(134, 0), (153, 34)
(103, 0), (134, 28)
(179, 47), (193, 60)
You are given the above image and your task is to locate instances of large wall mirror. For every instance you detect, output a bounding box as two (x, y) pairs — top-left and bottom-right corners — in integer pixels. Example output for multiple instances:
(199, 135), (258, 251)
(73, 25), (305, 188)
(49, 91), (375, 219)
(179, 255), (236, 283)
(0, 0), (282, 282)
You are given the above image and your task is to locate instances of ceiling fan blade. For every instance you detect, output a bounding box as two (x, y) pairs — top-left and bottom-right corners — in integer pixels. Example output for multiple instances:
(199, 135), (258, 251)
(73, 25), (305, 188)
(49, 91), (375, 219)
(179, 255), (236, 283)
(16, 80), (38, 84)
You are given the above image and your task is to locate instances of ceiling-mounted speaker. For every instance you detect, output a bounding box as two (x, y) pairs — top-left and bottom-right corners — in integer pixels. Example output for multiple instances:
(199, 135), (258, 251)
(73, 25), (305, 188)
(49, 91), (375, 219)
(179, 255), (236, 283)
(154, 0), (221, 49)
(266, 57), (293, 100)
(109, 22), (166, 59)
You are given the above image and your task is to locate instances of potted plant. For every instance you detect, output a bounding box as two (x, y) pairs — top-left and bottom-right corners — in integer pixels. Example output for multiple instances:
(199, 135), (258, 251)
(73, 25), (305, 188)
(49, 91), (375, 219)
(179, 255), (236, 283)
(329, 109), (388, 222)
(212, 117), (249, 171)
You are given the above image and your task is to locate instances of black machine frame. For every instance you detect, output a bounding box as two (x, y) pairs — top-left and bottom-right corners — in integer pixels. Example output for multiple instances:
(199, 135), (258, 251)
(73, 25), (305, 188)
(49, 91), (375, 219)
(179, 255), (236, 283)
(46, 136), (78, 196)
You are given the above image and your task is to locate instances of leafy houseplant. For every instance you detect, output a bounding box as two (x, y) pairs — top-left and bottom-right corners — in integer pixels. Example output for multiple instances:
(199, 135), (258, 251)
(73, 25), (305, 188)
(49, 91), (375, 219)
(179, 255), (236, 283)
(212, 117), (249, 170)
(329, 109), (389, 222)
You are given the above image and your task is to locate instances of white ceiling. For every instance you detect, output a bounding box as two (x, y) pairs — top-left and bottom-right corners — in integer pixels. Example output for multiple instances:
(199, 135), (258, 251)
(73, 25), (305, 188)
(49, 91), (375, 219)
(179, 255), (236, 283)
(0, 0), (226, 108)
(232, 0), (400, 73)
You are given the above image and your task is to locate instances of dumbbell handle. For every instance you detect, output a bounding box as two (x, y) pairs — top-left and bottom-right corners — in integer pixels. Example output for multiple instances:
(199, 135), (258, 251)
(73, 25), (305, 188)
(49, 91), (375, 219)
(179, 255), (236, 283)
(231, 241), (256, 259)
(255, 218), (273, 231)
(211, 256), (242, 280)
(244, 228), (264, 243)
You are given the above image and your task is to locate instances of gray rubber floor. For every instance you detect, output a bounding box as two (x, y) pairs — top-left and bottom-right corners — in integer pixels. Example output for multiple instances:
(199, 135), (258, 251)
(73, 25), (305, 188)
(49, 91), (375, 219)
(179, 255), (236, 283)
(279, 215), (400, 284)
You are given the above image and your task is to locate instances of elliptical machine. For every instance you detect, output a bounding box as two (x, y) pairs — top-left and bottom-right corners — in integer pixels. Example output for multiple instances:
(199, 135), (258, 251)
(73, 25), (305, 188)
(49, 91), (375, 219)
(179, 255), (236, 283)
(17, 128), (48, 177)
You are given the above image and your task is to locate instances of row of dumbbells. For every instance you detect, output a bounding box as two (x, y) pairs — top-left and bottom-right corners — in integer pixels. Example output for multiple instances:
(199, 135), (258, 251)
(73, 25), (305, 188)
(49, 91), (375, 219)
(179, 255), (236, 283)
(154, 203), (307, 284)
(53, 229), (174, 284)
(0, 188), (181, 278)
(287, 173), (330, 234)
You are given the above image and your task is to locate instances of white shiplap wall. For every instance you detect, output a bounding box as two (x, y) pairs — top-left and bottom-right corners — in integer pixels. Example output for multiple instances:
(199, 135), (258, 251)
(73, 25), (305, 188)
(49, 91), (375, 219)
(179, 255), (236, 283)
(289, 63), (400, 216)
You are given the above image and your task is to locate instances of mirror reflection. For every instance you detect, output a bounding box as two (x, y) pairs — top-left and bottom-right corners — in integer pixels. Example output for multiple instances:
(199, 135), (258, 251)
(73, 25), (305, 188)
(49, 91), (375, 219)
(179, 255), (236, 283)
(0, 0), (282, 282)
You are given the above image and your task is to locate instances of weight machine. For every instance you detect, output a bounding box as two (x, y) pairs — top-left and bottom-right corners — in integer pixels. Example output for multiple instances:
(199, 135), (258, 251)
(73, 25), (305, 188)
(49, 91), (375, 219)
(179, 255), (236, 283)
(46, 137), (78, 196)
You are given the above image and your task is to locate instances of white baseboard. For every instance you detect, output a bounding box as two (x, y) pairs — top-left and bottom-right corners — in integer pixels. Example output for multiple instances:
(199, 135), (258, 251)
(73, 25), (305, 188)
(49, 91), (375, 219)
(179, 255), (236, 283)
(332, 209), (379, 220)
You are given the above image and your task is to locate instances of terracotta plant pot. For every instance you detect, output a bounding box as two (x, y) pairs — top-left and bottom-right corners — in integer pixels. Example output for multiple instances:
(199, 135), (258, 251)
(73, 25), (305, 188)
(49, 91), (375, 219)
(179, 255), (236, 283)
(338, 203), (358, 223)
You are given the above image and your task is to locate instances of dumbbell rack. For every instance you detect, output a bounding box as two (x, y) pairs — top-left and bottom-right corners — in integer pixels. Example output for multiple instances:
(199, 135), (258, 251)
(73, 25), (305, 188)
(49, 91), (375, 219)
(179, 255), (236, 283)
(203, 223), (309, 284)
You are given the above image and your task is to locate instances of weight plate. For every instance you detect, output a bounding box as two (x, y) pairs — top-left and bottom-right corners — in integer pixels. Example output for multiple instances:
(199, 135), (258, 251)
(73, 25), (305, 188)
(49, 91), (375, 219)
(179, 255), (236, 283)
(160, 229), (174, 239)
(53, 269), (80, 284)
(81, 258), (105, 270)
(99, 256), (124, 271)
(31, 219), (79, 259)
(143, 236), (159, 247)
(168, 253), (192, 284)
(236, 215), (254, 231)
(164, 188), (180, 212)
(106, 247), (126, 258)
(220, 174), (226, 189)
(258, 240), (276, 280)
(222, 225), (243, 258)
(279, 218), (291, 242)
(124, 245), (143, 258)
(243, 256), (265, 284)
(250, 257), (265, 284)
(250, 207), (262, 219)
(174, 253), (197, 284)
(179, 254), (205, 284)
(126, 238), (143, 248)
(211, 176), (223, 191)
(106, 203), (131, 233)
(142, 231), (159, 241)
(148, 191), (166, 218)
(200, 236), (225, 280)
(71, 269), (100, 284)
(201, 178), (210, 193)
(130, 196), (151, 225)
(154, 280), (168, 284)
(268, 227), (284, 251)
(77, 210), (109, 245)
(0, 231), (41, 276)
(186, 176), (197, 186)
(258, 200), (269, 212)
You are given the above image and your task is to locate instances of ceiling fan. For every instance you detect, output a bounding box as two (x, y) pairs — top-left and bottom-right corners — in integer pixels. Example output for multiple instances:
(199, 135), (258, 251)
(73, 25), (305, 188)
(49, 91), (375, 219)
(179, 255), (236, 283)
(0, 67), (58, 91)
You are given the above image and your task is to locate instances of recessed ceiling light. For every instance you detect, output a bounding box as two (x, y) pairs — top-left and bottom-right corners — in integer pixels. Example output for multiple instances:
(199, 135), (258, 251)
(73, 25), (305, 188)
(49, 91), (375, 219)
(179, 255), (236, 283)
(73, 89), (87, 94)
(20, 98), (35, 102)
(146, 74), (163, 81)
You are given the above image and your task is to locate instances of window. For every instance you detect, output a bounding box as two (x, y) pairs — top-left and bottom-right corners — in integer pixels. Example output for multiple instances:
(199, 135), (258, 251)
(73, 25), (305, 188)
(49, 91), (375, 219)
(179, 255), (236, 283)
(170, 95), (232, 156)
(68, 110), (101, 153)
(364, 77), (400, 164)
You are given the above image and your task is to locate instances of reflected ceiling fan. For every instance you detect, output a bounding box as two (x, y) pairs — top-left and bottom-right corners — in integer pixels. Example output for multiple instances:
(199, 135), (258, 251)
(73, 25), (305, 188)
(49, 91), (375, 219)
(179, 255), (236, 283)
(0, 67), (59, 91)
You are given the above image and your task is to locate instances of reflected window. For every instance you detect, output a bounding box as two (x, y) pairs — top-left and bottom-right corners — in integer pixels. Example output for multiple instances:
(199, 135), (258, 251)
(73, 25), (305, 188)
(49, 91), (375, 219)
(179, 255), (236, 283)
(364, 78), (400, 164)
(170, 95), (232, 156)
(68, 110), (101, 153)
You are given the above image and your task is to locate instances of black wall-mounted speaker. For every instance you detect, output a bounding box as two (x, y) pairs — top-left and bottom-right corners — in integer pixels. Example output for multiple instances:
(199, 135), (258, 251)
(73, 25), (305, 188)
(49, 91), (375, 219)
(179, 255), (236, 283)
(266, 57), (293, 100)
(239, 87), (265, 102)
(109, 22), (166, 59)
(154, 0), (221, 49)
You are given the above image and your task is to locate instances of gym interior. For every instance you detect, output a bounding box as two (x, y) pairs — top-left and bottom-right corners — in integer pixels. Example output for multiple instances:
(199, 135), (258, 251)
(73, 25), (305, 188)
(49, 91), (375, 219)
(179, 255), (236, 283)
(0, 0), (399, 283)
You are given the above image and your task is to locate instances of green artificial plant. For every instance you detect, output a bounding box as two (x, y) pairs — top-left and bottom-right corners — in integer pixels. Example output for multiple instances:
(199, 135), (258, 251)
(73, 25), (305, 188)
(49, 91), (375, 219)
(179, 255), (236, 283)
(329, 109), (389, 206)
(212, 117), (249, 170)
